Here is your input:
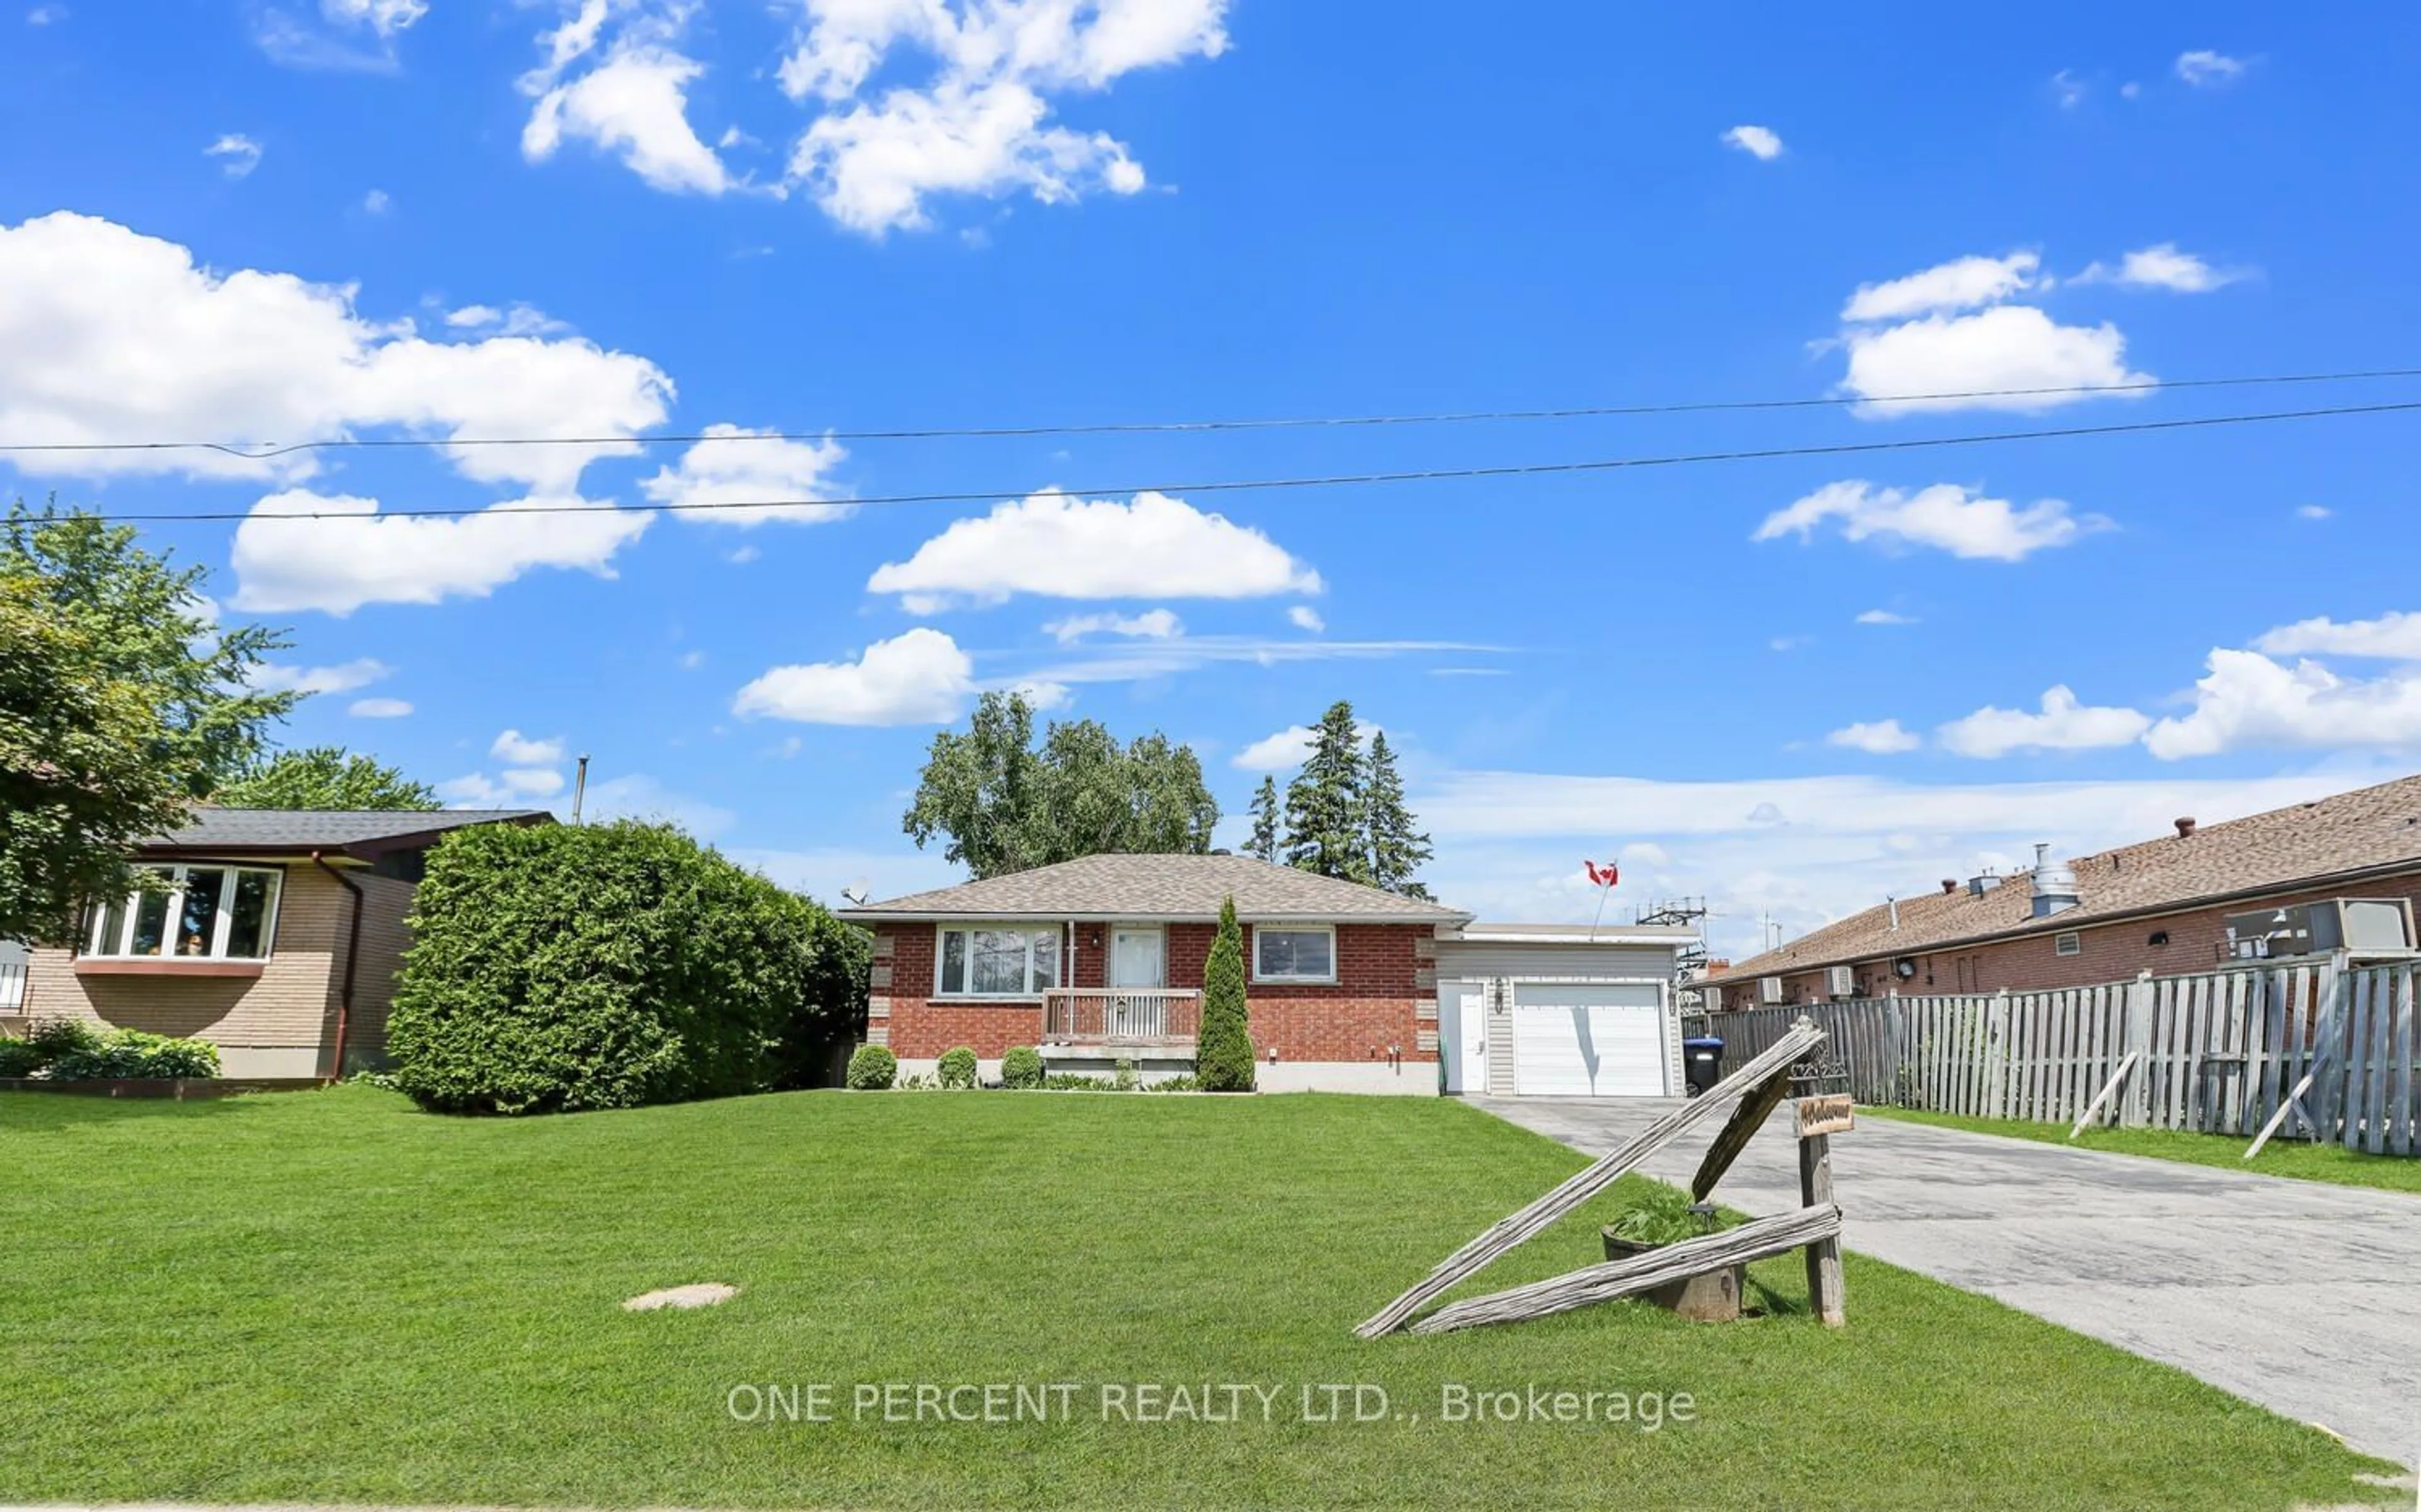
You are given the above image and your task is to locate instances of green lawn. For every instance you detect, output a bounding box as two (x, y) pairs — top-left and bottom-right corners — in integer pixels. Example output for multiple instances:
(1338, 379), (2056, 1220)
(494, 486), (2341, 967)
(1866, 1104), (2421, 1194)
(0, 1086), (2398, 1511)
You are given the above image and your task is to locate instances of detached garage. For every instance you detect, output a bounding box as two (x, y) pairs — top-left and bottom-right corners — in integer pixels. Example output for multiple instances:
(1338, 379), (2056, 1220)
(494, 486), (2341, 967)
(1434, 924), (1695, 1097)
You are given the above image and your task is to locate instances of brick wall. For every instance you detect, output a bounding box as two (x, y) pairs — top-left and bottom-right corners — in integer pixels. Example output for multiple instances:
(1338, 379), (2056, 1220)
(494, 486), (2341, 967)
(1714, 871), (2421, 1009)
(874, 918), (1432, 1064)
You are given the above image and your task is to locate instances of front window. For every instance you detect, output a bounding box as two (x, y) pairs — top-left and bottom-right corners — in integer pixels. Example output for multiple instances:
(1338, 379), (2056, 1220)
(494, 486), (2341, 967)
(82, 865), (281, 961)
(1253, 926), (1336, 983)
(936, 926), (1060, 996)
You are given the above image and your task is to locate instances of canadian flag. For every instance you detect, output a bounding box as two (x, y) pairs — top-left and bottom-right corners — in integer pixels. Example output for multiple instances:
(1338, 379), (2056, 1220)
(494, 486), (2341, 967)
(1584, 860), (1619, 888)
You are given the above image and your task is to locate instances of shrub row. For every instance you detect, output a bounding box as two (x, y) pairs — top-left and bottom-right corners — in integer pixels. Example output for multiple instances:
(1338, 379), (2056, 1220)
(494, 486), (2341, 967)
(0, 1019), (219, 1080)
(389, 820), (869, 1116)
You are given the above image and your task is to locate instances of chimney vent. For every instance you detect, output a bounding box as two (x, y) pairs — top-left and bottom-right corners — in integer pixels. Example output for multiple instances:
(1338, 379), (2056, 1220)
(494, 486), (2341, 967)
(1887, 897), (1900, 930)
(2174, 816), (2197, 839)
(1941, 879), (1958, 895)
(2029, 841), (2081, 918)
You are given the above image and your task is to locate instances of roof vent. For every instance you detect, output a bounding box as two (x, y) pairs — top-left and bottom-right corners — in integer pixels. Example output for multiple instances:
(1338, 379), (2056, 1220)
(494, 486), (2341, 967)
(2029, 841), (2081, 918)
(2174, 816), (2197, 839)
(1968, 871), (2002, 898)
(1941, 879), (1958, 895)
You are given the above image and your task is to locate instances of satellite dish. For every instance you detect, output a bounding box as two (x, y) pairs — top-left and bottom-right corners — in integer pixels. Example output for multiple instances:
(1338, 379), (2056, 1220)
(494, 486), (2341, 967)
(842, 877), (871, 906)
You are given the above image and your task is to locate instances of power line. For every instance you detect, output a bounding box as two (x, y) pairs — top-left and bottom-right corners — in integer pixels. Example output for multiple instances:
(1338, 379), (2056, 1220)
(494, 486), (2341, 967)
(96, 396), (2421, 525)
(4, 366), (2419, 461)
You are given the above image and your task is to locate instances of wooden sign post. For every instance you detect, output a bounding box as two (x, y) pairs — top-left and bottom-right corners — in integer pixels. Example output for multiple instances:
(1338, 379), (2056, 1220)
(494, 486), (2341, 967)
(1795, 1095), (1849, 1327)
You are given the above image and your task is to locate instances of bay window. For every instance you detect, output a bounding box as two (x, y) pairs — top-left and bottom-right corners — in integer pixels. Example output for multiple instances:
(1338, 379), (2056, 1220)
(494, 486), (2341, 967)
(936, 925), (1060, 997)
(82, 865), (281, 961)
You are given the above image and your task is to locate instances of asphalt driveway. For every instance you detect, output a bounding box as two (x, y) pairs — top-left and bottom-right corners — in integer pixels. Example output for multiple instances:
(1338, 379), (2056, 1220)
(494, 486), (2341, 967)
(1473, 1095), (2421, 1470)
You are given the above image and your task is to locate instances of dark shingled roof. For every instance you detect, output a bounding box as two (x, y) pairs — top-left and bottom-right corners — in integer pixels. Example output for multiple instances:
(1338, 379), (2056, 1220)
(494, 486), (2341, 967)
(1705, 771), (2421, 985)
(142, 807), (551, 858)
(838, 852), (1471, 925)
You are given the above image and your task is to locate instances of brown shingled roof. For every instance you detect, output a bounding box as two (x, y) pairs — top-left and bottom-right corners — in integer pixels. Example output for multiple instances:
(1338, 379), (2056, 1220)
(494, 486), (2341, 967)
(836, 851), (1470, 925)
(1704, 771), (2421, 984)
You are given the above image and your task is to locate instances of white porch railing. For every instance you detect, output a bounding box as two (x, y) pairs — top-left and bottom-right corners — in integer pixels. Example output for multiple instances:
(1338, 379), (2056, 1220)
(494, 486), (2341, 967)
(1042, 988), (1202, 1044)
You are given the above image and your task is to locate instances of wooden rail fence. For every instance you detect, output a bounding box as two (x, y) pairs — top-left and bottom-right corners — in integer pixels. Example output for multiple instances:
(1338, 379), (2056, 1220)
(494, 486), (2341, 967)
(1687, 957), (2417, 1155)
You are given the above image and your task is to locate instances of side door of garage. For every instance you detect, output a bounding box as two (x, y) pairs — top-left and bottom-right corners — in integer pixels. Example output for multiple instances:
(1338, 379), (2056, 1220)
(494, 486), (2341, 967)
(1512, 981), (1667, 1096)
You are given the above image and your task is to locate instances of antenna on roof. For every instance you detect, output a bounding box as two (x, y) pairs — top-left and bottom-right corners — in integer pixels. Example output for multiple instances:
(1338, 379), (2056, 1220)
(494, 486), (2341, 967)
(842, 877), (870, 906)
(571, 754), (591, 826)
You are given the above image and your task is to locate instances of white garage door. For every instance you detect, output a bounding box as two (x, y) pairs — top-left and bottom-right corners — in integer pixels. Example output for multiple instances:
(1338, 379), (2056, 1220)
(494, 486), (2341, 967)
(1512, 983), (1666, 1097)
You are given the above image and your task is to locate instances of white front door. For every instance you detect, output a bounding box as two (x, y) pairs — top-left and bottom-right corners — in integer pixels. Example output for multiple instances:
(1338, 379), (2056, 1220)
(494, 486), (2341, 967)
(1110, 928), (1165, 988)
(1512, 982), (1666, 1097)
(1437, 979), (1489, 1094)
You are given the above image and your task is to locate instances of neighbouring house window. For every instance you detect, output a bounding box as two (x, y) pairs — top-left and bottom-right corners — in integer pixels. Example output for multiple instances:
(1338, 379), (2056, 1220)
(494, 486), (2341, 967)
(936, 926), (1060, 996)
(2054, 931), (2083, 957)
(1253, 926), (1336, 983)
(81, 865), (281, 961)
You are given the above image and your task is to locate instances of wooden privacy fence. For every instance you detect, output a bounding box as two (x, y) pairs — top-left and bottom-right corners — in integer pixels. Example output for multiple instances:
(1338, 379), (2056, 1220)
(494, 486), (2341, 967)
(1687, 958), (2418, 1155)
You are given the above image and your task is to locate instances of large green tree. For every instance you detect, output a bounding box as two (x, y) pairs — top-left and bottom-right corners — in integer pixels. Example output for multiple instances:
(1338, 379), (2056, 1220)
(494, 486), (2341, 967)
(903, 691), (1218, 877)
(216, 746), (441, 811)
(1280, 700), (1370, 884)
(1245, 776), (1281, 863)
(0, 502), (293, 944)
(1361, 731), (1434, 900)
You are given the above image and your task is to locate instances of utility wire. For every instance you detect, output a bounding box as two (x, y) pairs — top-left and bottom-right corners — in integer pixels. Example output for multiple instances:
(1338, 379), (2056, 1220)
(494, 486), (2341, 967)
(96, 397), (2421, 525)
(4, 366), (2419, 460)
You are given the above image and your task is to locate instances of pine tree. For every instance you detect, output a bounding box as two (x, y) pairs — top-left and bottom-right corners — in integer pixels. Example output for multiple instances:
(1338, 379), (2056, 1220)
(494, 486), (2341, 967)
(1362, 731), (1434, 899)
(1281, 700), (1371, 883)
(1194, 896), (1255, 1091)
(1246, 776), (1280, 863)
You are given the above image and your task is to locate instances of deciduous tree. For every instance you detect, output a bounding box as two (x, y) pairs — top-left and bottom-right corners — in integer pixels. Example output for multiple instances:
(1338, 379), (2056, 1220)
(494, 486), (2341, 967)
(216, 746), (441, 811)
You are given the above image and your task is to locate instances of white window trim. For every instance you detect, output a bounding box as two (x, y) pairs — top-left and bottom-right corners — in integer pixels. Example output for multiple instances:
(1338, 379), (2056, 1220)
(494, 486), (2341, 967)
(83, 863), (282, 962)
(1251, 923), (1338, 984)
(932, 921), (1063, 1000)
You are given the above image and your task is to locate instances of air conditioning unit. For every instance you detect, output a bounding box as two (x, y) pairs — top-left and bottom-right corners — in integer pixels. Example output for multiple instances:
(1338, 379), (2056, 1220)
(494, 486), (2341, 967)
(2220, 898), (2417, 961)
(1758, 976), (1784, 1005)
(1826, 964), (1857, 998)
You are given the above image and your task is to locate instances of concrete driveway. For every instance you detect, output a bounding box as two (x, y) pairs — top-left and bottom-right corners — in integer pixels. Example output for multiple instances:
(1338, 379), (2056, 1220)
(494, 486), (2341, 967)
(1473, 1095), (2421, 1470)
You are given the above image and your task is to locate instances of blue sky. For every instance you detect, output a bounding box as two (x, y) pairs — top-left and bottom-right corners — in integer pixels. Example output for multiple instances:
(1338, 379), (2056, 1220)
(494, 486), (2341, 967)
(8, 2), (2421, 955)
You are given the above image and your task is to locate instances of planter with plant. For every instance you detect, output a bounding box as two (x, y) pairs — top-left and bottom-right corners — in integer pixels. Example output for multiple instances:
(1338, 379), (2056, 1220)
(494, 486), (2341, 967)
(1600, 1184), (1744, 1322)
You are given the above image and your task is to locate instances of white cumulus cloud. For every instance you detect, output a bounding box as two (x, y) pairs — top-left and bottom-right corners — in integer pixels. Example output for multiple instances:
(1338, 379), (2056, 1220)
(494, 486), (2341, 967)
(206, 134), (264, 177)
(869, 490), (1321, 611)
(641, 424), (851, 526)
(733, 627), (977, 725)
(1841, 252), (2039, 323)
(522, 9), (736, 197)
(348, 696), (414, 718)
(1854, 609), (1917, 626)
(1288, 604), (1325, 633)
(1721, 125), (1783, 160)
(1043, 608), (1183, 643)
(250, 657), (395, 695)
(1754, 480), (2105, 562)
(1826, 720), (1920, 754)
(1936, 686), (2151, 758)
(0, 212), (672, 493)
(2072, 243), (2240, 292)
(2255, 611), (2421, 661)
(2175, 50), (2247, 88)
(779, 0), (1228, 234)
(1841, 304), (2150, 412)
(492, 729), (567, 765)
(2145, 650), (2421, 759)
(230, 490), (653, 615)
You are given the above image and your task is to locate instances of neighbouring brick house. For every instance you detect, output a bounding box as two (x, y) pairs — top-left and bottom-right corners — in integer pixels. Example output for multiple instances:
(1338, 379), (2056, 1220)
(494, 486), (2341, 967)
(1699, 773), (2421, 1011)
(838, 853), (1469, 1094)
(12, 808), (549, 1078)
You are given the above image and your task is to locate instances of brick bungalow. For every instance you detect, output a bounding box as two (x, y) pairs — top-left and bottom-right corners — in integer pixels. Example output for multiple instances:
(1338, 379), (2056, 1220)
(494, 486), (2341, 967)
(1699, 773), (2421, 1010)
(13, 807), (548, 1077)
(839, 851), (1473, 1094)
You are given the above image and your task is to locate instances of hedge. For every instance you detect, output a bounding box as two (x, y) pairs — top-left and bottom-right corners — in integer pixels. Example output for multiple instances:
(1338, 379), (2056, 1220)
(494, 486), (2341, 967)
(388, 820), (869, 1115)
(847, 1044), (897, 1090)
